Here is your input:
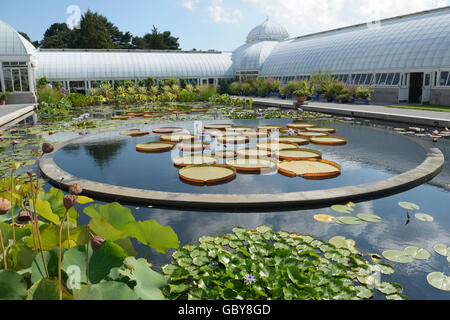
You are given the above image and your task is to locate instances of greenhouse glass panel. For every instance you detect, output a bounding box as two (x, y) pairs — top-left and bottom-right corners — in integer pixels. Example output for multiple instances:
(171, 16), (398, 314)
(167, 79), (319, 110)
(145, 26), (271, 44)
(392, 73), (400, 85)
(386, 73), (394, 85)
(439, 72), (449, 86)
(12, 69), (21, 91)
(20, 68), (29, 91)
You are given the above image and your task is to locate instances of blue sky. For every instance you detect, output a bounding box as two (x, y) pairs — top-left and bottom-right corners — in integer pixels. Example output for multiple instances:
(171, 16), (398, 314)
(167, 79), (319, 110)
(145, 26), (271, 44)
(1, 0), (449, 51)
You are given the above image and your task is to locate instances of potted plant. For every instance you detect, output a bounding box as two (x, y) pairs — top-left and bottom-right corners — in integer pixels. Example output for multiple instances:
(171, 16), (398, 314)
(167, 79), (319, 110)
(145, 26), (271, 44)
(293, 81), (314, 104)
(355, 85), (373, 104)
(0, 92), (10, 105)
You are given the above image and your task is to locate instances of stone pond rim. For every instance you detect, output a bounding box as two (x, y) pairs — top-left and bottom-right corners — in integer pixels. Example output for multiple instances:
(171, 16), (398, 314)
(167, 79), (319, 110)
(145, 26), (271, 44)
(39, 131), (445, 212)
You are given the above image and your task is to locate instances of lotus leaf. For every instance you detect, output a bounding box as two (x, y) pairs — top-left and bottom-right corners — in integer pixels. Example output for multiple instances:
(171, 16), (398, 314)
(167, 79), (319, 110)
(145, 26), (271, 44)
(74, 282), (139, 300)
(426, 272), (450, 291)
(404, 246), (431, 260)
(27, 278), (73, 300)
(335, 216), (364, 225)
(313, 214), (335, 223)
(0, 270), (28, 300)
(88, 240), (127, 284)
(329, 236), (358, 254)
(433, 244), (450, 257)
(331, 205), (354, 214)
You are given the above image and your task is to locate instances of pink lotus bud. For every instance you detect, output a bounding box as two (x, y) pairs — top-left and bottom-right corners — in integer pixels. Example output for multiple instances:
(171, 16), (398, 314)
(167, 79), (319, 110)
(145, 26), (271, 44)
(42, 143), (54, 154)
(69, 183), (83, 195)
(0, 198), (11, 215)
(90, 235), (106, 251)
(17, 210), (32, 222)
(63, 195), (77, 210)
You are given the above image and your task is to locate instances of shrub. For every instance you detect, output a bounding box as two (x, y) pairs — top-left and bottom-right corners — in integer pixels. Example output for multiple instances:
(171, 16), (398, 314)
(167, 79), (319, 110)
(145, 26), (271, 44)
(229, 82), (241, 95)
(256, 82), (270, 97)
(145, 77), (155, 88)
(279, 85), (291, 97)
(37, 76), (50, 88)
(218, 79), (229, 95)
(166, 77), (178, 87)
(177, 89), (197, 102)
(355, 86), (374, 101)
(198, 85), (217, 101)
(68, 93), (90, 108)
(324, 81), (346, 101)
(124, 80), (135, 88)
(38, 87), (64, 105)
(241, 82), (252, 96)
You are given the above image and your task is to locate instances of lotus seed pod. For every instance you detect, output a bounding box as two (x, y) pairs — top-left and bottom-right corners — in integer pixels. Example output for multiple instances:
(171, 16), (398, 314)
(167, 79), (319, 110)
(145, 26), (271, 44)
(42, 143), (54, 154)
(63, 194), (77, 210)
(69, 183), (83, 195)
(17, 210), (32, 222)
(0, 198), (11, 215)
(91, 235), (106, 251)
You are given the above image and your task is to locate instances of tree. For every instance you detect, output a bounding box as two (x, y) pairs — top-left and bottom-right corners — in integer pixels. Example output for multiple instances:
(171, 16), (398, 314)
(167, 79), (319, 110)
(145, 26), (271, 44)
(75, 10), (114, 49)
(132, 26), (180, 50)
(18, 32), (40, 47)
(40, 23), (73, 48)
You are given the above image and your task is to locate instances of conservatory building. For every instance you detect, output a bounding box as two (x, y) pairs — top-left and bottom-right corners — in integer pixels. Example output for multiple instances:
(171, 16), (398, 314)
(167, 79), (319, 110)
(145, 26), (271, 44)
(1, 6), (450, 105)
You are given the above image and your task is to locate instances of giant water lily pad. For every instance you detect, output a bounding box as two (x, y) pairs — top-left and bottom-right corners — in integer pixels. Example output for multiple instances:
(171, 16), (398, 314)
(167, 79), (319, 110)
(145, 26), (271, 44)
(204, 124), (233, 130)
(213, 149), (236, 159)
(226, 157), (277, 172)
(309, 136), (348, 146)
(273, 136), (309, 145)
(217, 135), (249, 145)
(287, 123), (315, 129)
(136, 141), (176, 153)
(305, 126), (337, 133)
(356, 213), (382, 223)
(119, 129), (149, 137)
(382, 250), (414, 263)
(278, 159), (341, 179)
(398, 202), (420, 210)
(257, 142), (299, 151)
(257, 125), (285, 132)
(173, 155), (217, 167)
(236, 148), (272, 157)
(427, 272), (450, 291)
(298, 131), (331, 138)
(179, 164), (236, 185)
(152, 127), (184, 134)
(276, 148), (322, 161)
(414, 213), (434, 222)
(177, 142), (210, 152)
(161, 133), (195, 142)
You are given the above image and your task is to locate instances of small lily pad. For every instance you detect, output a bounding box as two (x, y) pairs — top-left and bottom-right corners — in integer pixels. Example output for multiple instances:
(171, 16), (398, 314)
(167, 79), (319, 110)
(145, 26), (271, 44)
(398, 202), (420, 210)
(329, 236), (358, 254)
(335, 216), (363, 225)
(433, 244), (449, 257)
(404, 247), (431, 260)
(427, 272), (450, 291)
(414, 213), (434, 222)
(313, 214), (335, 223)
(356, 213), (382, 223)
(331, 205), (354, 214)
(382, 250), (414, 263)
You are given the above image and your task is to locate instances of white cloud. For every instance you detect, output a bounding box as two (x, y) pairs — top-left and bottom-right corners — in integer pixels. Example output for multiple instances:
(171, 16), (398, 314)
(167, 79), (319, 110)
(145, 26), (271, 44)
(244, 0), (448, 36)
(208, 0), (243, 24)
(183, 1), (195, 11)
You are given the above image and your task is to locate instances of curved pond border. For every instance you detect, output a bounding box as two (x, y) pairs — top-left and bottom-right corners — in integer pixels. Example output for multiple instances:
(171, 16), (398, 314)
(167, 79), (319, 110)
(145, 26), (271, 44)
(39, 123), (445, 211)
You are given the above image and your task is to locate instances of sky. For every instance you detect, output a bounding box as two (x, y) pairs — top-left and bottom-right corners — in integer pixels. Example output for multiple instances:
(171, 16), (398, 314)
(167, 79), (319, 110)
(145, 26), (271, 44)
(1, 0), (449, 51)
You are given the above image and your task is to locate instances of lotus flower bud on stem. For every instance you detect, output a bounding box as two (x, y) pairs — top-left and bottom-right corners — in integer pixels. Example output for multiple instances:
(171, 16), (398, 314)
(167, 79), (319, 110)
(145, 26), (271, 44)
(0, 198), (11, 215)
(69, 183), (83, 195)
(42, 143), (54, 154)
(63, 195), (77, 210)
(17, 210), (32, 222)
(90, 234), (106, 251)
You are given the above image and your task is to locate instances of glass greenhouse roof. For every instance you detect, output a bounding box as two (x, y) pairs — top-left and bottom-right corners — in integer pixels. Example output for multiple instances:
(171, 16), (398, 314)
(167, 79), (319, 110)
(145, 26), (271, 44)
(261, 7), (450, 76)
(0, 20), (36, 57)
(35, 50), (234, 80)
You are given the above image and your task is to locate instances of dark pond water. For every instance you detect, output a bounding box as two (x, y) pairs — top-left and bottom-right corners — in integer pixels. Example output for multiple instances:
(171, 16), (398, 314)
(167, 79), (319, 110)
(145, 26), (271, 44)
(53, 119), (428, 194)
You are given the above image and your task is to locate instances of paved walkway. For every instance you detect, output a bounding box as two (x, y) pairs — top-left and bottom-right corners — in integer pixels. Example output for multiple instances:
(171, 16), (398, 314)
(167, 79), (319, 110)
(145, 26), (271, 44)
(0, 103), (37, 128)
(249, 97), (450, 128)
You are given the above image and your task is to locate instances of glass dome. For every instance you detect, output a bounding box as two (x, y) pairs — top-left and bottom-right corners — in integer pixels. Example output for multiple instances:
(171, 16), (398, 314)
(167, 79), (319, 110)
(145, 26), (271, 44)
(246, 17), (289, 43)
(232, 41), (279, 71)
(0, 20), (36, 56)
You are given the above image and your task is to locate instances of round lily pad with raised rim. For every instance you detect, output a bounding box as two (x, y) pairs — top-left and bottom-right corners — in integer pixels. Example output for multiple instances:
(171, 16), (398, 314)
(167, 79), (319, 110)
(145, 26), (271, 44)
(309, 136), (348, 146)
(213, 149), (236, 159)
(152, 127), (184, 134)
(173, 155), (218, 167)
(305, 126), (337, 133)
(161, 133), (195, 142)
(217, 135), (250, 145)
(298, 131), (331, 138)
(177, 142), (210, 152)
(257, 125), (285, 132)
(136, 141), (176, 153)
(314, 214), (336, 223)
(111, 116), (128, 120)
(119, 129), (149, 137)
(144, 113), (167, 118)
(276, 148), (322, 161)
(226, 157), (278, 172)
(257, 141), (299, 151)
(273, 136), (310, 145)
(179, 164), (236, 185)
(287, 123), (316, 130)
(204, 124), (234, 130)
(278, 159), (341, 179)
(191, 108), (208, 113)
(236, 148), (273, 158)
(427, 272), (450, 291)
(241, 131), (270, 138)
(226, 126), (254, 132)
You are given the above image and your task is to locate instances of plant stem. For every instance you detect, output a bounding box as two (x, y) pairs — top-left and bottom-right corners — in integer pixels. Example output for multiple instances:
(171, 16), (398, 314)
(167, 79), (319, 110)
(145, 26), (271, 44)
(144, 246), (149, 260)
(58, 209), (69, 301)
(10, 171), (16, 243)
(86, 225), (90, 284)
(0, 230), (6, 269)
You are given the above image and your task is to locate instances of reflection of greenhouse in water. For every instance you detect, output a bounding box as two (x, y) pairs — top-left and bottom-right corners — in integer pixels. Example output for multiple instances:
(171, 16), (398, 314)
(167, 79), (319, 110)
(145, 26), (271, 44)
(1, 6), (450, 105)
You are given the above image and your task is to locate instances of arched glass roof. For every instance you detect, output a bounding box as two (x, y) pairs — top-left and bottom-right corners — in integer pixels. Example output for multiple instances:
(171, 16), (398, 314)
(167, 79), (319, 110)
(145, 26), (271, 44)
(0, 20), (36, 56)
(35, 50), (234, 80)
(233, 41), (279, 71)
(260, 7), (450, 76)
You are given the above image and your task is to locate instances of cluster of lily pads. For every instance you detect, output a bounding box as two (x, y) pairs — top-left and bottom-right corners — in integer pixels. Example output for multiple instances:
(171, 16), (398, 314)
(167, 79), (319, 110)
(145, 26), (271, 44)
(161, 225), (406, 300)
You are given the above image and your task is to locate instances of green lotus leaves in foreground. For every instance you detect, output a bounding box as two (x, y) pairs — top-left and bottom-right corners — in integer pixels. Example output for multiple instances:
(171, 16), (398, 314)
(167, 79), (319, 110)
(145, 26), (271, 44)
(426, 272), (450, 291)
(0, 270), (28, 300)
(398, 202), (420, 210)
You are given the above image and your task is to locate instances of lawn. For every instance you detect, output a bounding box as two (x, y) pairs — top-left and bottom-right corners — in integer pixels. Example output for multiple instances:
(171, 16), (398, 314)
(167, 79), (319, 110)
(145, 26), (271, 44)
(386, 104), (450, 112)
